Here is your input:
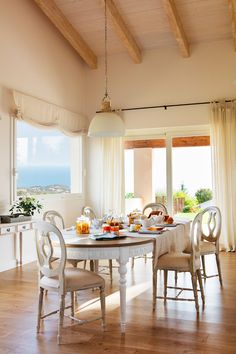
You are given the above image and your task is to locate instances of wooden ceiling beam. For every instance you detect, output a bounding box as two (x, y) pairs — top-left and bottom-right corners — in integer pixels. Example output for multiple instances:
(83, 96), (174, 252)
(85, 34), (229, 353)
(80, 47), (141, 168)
(228, 0), (236, 50)
(33, 0), (97, 69)
(161, 0), (190, 58)
(105, 0), (142, 63)
(124, 136), (210, 149)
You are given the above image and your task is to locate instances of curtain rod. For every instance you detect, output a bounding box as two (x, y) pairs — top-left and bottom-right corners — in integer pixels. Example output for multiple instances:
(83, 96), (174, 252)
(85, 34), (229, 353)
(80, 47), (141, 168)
(96, 99), (233, 113)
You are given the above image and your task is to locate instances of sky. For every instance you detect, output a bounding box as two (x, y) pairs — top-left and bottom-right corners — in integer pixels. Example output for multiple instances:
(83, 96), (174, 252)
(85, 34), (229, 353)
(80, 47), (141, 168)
(17, 121), (70, 167)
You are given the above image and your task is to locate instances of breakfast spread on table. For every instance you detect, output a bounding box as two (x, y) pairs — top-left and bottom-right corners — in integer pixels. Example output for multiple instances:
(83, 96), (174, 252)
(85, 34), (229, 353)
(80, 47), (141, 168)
(92, 211), (176, 238)
(74, 207), (178, 239)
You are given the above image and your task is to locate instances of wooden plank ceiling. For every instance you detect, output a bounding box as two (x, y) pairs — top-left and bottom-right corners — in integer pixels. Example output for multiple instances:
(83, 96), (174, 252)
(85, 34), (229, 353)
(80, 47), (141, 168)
(33, 0), (233, 68)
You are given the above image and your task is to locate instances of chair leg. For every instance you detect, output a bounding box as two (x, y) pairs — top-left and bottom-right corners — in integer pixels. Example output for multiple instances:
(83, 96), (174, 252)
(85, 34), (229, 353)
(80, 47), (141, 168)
(191, 273), (199, 311)
(197, 269), (205, 305)
(144, 254), (147, 264)
(57, 294), (65, 345)
(37, 287), (44, 333)
(100, 286), (106, 330)
(90, 260), (94, 272)
(152, 267), (157, 311)
(164, 270), (168, 302)
(201, 255), (206, 278)
(215, 253), (223, 286)
(83, 260), (87, 269)
(71, 291), (75, 317)
(109, 260), (113, 283)
(70, 260), (78, 268)
(131, 257), (135, 268)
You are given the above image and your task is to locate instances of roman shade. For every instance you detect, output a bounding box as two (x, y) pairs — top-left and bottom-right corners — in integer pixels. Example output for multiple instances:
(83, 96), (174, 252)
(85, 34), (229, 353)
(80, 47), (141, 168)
(13, 90), (87, 136)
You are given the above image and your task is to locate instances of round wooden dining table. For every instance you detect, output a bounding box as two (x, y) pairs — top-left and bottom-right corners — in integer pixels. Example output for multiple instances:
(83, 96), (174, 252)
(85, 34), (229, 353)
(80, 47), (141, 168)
(57, 232), (155, 333)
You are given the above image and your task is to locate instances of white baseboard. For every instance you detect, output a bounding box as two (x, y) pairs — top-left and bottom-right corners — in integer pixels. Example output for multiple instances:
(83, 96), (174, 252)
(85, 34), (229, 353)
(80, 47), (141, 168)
(0, 260), (17, 272)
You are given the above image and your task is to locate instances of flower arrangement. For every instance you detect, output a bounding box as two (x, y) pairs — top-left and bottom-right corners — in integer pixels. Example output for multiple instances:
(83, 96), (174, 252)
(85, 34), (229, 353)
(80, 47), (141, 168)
(9, 196), (43, 216)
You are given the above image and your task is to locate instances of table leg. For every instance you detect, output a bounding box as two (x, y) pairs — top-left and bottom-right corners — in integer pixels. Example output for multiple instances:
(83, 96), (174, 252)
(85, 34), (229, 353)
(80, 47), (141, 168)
(117, 248), (129, 333)
(19, 232), (23, 266)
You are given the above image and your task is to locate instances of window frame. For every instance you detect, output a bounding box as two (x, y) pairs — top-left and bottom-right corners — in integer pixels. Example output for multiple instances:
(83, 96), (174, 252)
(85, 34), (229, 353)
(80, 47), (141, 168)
(124, 125), (211, 214)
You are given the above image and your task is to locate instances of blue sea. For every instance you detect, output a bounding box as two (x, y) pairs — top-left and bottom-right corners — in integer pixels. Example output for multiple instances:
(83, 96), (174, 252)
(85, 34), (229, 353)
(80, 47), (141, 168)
(17, 166), (70, 188)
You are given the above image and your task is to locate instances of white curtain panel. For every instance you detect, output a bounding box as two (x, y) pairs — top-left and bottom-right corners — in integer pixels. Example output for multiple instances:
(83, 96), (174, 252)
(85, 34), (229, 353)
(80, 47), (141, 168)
(210, 100), (236, 251)
(98, 137), (125, 216)
(12, 90), (87, 136)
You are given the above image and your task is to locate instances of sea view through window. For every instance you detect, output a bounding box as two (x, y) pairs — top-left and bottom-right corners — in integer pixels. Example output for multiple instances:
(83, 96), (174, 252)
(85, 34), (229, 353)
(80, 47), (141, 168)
(16, 121), (81, 196)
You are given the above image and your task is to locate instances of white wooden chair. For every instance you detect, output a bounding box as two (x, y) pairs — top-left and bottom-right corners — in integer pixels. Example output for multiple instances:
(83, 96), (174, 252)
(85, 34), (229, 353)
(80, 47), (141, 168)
(43, 210), (65, 229)
(81, 206), (113, 283)
(199, 206), (222, 285)
(36, 221), (105, 344)
(43, 210), (86, 269)
(153, 210), (205, 312)
(142, 202), (168, 217)
(81, 206), (96, 220)
(132, 202), (168, 268)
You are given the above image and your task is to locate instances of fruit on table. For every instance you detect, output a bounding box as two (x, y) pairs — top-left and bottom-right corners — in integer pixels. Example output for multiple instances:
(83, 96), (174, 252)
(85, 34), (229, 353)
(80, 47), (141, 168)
(167, 216), (174, 224)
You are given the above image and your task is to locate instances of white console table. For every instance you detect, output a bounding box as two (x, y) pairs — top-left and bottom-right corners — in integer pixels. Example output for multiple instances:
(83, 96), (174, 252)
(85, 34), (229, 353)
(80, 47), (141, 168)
(0, 220), (35, 266)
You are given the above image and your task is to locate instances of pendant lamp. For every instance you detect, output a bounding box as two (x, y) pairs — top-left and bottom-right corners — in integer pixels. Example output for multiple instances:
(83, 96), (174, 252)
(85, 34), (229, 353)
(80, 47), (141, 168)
(88, 0), (125, 137)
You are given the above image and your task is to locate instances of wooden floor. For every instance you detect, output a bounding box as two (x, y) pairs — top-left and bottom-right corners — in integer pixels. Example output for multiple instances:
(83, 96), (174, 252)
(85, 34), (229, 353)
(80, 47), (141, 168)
(0, 253), (236, 354)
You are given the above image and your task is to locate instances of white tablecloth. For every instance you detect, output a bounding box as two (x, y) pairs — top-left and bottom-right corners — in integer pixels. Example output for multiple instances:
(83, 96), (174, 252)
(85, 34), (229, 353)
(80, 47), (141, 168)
(62, 219), (191, 268)
(126, 219), (191, 268)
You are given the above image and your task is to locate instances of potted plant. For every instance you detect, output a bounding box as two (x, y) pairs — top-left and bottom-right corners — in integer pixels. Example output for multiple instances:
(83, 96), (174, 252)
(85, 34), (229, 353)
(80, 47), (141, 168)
(9, 196), (43, 217)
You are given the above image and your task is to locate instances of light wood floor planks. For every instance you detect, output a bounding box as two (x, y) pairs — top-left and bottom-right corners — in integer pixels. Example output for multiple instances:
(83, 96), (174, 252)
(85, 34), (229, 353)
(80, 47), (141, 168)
(0, 252), (236, 353)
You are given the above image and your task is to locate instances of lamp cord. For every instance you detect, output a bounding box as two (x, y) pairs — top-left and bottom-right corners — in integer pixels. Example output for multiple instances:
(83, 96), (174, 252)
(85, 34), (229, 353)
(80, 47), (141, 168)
(104, 0), (108, 100)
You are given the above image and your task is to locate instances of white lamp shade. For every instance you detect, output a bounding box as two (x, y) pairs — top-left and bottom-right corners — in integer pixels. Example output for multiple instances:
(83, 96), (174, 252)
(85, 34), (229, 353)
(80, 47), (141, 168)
(88, 111), (125, 137)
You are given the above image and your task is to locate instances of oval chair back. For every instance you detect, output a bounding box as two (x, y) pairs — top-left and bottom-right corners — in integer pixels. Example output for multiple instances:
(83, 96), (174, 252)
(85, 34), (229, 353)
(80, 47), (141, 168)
(43, 210), (65, 230)
(199, 206), (221, 246)
(198, 206), (222, 285)
(36, 221), (66, 294)
(81, 206), (96, 221)
(142, 202), (168, 216)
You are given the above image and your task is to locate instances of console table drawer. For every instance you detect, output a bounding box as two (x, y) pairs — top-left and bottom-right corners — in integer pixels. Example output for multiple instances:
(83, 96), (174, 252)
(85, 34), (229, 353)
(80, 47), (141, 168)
(0, 226), (16, 234)
(18, 224), (31, 232)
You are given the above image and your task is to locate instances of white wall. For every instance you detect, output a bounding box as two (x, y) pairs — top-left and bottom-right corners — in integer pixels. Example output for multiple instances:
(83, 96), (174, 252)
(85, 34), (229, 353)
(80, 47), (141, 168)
(0, 0), (87, 270)
(86, 39), (236, 212)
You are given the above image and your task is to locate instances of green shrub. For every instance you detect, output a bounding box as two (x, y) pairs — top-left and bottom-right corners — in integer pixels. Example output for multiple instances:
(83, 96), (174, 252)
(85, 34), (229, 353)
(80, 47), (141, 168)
(174, 189), (198, 213)
(195, 188), (212, 204)
(125, 192), (134, 199)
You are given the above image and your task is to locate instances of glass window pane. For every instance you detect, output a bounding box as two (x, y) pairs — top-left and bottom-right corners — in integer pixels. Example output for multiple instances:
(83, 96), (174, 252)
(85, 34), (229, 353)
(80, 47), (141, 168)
(16, 121), (81, 195)
(172, 145), (212, 218)
(125, 149), (134, 196)
(153, 147), (167, 207)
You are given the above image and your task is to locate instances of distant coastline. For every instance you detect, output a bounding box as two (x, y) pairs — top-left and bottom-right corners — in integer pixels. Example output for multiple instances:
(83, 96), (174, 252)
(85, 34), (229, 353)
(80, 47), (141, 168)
(17, 166), (70, 194)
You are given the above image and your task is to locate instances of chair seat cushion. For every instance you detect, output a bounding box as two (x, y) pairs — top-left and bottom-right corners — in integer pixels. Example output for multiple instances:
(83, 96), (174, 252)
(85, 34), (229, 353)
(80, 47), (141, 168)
(200, 241), (216, 254)
(183, 241), (217, 255)
(40, 267), (105, 292)
(157, 252), (200, 271)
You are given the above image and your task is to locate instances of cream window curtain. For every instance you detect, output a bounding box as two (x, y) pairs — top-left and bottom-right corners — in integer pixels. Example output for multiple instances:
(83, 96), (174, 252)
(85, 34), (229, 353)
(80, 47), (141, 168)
(13, 90), (87, 136)
(98, 137), (125, 216)
(210, 100), (236, 251)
